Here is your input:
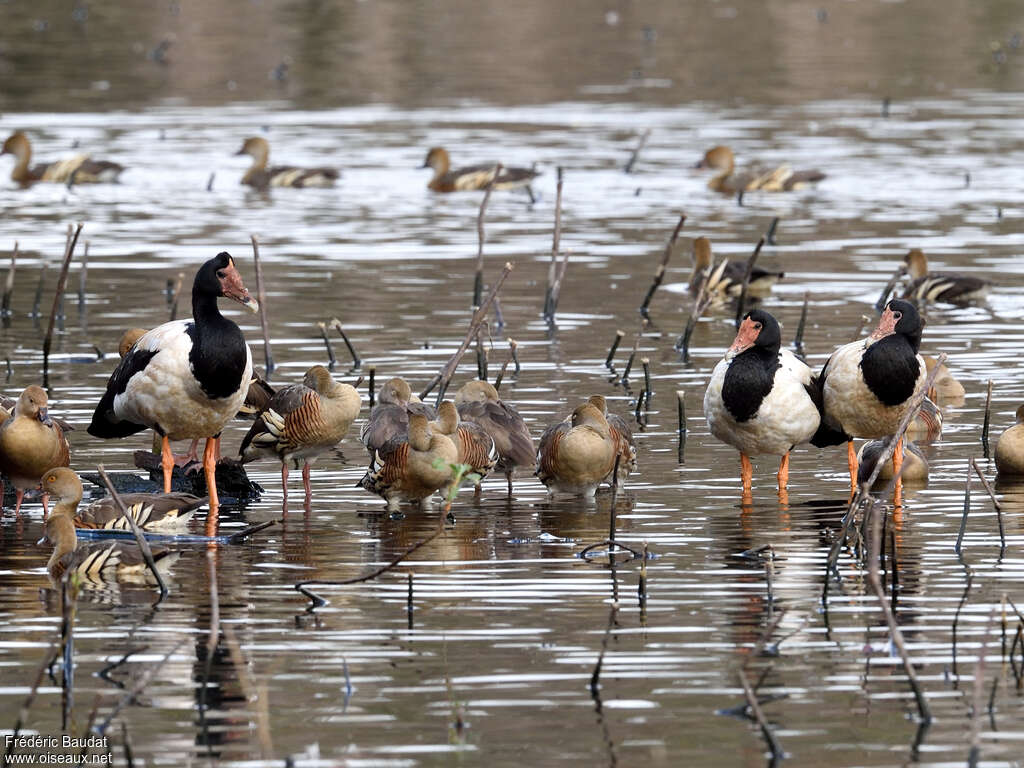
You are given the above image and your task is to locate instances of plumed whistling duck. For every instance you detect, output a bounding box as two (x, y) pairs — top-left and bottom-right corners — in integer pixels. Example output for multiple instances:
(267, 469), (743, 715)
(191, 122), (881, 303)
(357, 411), (458, 511)
(923, 354), (965, 407)
(235, 137), (338, 189)
(454, 380), (534, 495)
(118, 328), (148, 358)
(431, 400), (498, 493)
(422, 147), (539, 200)
(360, 377), (436, 458)
(688, 236), (784, 299)
(695, 145), (825, 195)
(239, 367), (276, 417)
(857, 439), (929, 484)
(704, 310), (820, 494)
(239, 365), (361, 508)
(87, 252), (258, 512)
(995, 405), (1024, 476)
(586, 395), (637, 487)
(536, 402), (616, 498)
(0, 386), (71, 514)
(902, 249), (990, 305)
(905, 397), (943, 443)
(1, 131), (124, 185)
(42, 467), (205, 531)
(811, 299), (927, 493)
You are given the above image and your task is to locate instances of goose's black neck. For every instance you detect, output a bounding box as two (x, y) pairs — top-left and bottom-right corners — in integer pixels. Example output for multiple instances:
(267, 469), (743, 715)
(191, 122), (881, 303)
(188, 287), (248, 400)
(860, 335), (920, 407)
(722, 346), (780, 423)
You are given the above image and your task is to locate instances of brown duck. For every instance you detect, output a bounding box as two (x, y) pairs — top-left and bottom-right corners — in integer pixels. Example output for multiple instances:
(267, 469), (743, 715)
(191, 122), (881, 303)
(360, 377), (436, 458)
(902, 249), (990, 305)
(454, 380), (534, 494)
(536, 402), (616, 498)
(696, 145), (824, 195)
(2, 131), (124, 185)
(996, 405), (1024, 476)
(239, 365), (361, 506)
(688, 236), (784, 299)
(0, 386), (70, 513)
(431, 400), (498, 493)
(235, 137), (338, 189)
(422, 147), (539, 200)
(587, 395), (637, 487)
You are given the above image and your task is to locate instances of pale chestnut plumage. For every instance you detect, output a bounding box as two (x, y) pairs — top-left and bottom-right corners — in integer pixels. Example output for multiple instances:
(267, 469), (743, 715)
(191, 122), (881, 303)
(688, 236), (783, 299)
(902, 249), (989, 305)
(536, 402), (616, 498)
(0, 386), (71, 514)
(360, 377), (436, 457)
(995, 405), (1024, 476)
(695, 145), (824, 195)
(235, 136), (338, 189)
(454, 380), (534, 494)
(430, 400), (497, 494)
(586, 395), (636, 487)
(1, 131), (124, 185)
(422, 146), (539, 198)
(857, 440), (928, 484)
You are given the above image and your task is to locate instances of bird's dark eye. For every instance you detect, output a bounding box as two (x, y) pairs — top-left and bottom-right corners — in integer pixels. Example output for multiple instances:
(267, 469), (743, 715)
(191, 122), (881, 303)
(216, 270), (226, 279)
(754, 323), (762, 330)
(893, 311), (902, 319)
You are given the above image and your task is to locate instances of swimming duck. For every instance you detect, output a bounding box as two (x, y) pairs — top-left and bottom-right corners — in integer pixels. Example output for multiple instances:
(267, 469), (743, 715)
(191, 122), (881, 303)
(1, 131), (124, 185)
(688, 236), (784, 299)
(811, 299), (927, 491)
(996, 405), (1024, 476)
(88, 252), (258, 511)
(857, 439), (929, 484)
(422, 147), (539, 198)
(536, 402), (616, 498)
(902, 249), (990, 305)
(430, 400), (498, 493)
(922, 354), (965, 407)
(38, 507), (177, 585)
(235, 137), (338, 189)
(360, 377), (436, 458)
(239, 365), (361, 507)
(695, 145), (825, 195)
(586, 395), (637, 487)
(0, 386), (71, 514)
(357, 411), (458, 511)
(454, 380), (534, 494)
(41, 467), (204, 531)
(704, 310), (820, 494)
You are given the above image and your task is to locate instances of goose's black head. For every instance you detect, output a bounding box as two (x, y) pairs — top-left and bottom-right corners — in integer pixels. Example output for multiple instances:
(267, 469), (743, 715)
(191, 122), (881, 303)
(728, 310), (781, 360)
(871, 299), (923, 352)
(194, 252), (259, 313)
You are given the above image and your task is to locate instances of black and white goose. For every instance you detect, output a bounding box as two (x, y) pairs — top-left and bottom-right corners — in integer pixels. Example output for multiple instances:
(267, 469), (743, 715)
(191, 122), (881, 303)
(87, 252), (258, 510)
(704, 309), (820, 494)
(811, 299), (927, 491)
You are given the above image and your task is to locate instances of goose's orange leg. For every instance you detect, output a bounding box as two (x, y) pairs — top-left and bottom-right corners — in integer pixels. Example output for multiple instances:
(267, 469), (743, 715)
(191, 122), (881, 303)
(740, 453), (753, 494)
(204, 437), (219, 536)
(161, 435), (174, 493)
(777, 452), (790, 491)
(892, 437), (904, 507)
(846, 440), (857, 491)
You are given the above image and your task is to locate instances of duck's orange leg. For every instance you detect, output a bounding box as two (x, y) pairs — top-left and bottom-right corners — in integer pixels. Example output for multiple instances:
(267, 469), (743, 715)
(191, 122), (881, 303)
(846, 440), (857, 491)
(892, 437), (904, 507)
(740, 453), (753, 494)
(777, 452), (790, 491)
(161, 435), (174, 493)
(204, 437), (219, 536)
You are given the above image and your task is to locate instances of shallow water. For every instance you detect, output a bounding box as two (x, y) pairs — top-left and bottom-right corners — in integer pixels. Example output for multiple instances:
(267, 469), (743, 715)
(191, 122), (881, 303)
(3, 2), (1024, 767)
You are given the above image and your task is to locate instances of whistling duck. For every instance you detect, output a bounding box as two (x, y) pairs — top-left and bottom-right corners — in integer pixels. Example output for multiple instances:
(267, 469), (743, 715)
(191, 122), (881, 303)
(704, 310), (820, 494)
(422, 147), (539, 199)
(857, 439), (929, 484)
(42, 467), (204, 531)
(695, 145), (825, 195)
(906, 397), (943, 443)
(1, 131), (124, 185)
(239, 365), (361, 507)
(431, 400), (498, 494)
(902, 249), (990, 305)
(119, 328), (148, 358)
(0, 386), (71, 514)
(235, 137), (338, 189)
(454, 380), (534, 494)
(357, 411), (458, 511)
(586, 395), (637, 487)
(87, 252), (258, 510)
(38, 507), (177, 585)
(923, 354), (965, 407)
(239, 367), (276, 416)
(689, 236), (784, 299)
(360, 377), (436, 458)
(996, 405), (1024, 476)
(536, 402), (616, 498)
(812, 299), (927, 491)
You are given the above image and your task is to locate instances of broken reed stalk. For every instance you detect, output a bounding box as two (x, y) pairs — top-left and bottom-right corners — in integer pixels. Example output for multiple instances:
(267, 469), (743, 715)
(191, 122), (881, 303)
(368, 365), (376, 408)
(543, 167), (564, 319)
(93, 638), (187, 736)
(473, 166), (500, 308)
(677, 274), (713, 362)
(78, 241), (88, 308)
(407, 571), (414, 630)
(764, 216), (780, 246)
(969, 611), (996, 766)
(168, 272), (185, 321)
(951, 569), (974, 677)
(492, 296), (505, 328)
(793, 292), (810, 351)
(331, 318), (361, 367)
(605, 330), (625, 368)
(981, 380), (993, 458)
(875, 266), (905, 312)
(43, 223), (83, 363)
(956, 459), (973, 555)
(249, 235), (274, 374)
(971, 458), (1006, 552)
(737, 668), (785, 761)
(851, 314), (872, 341)
(638, 214), (686, 317)
(641, 358), (652, 410)
(734, 236), (765, 328)
(206, 172), (215, 192)
(512, 340), (521, 374)
(31, 264), (46, 319)
(4, 641), (59, 765)
(620, 325), (643, 385)
(492, 340), (517, 391)
(420, 262), (514, 405)
(95, 465), (168, 597)
(623, 128), (651, 174)
(2, 241), (16, 317)
(59, 575), (76, 732)
(317, 322), (337, 367)
(638, 541), (648, 617)
(223, 625), (274, 759)
(549, 249), (571, 321)
(475, 328), (488, 381)
(589, 602), (618, 697)
(676, 389), (687, 462)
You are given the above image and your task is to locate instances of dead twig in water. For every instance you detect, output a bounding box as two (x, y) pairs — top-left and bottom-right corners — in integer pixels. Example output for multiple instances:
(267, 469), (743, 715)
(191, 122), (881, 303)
(737, 667), (785, 762)
(792, 292), (809, 354)
(676, 273), (713, 362)
(875, 266), (905, 312)
(78, 240), (88, 309)
(250, 235), (274, 375)
(43, 222), (83, 365)
(676, 389), (687, 463)
(2, 241), (17, 318)
(543, 167), (564, 319)
(4, 641), (60, 766)
(223, 625), (274, 759)
(764, 216), (780, 246)
(473, 166), (500, 308)
(331, 318), (361, 368)
(968, 610), (997, 766)
(590, 602), (618, 697)
(951, 568), (974, 678)
(605, 330), (625, 369)
(317, 322), (337, 368)
(638, 214), (685, 318)
(367, 365), (376, 408)
(492, 339), (517, 391)
(475, 328), (488, 381)
(168, 272), (185, 321)
(981, 380), (994, 459)
(93, 638), (187, 736)
(31, 263), (46, 320)
(623, 128), (651, 174)
(971, 458), (1006, 553)
(734, 237), (765, 328)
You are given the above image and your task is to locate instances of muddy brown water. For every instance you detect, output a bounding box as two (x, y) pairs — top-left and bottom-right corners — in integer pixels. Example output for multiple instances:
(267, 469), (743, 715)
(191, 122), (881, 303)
(2, 2), (1024, 766)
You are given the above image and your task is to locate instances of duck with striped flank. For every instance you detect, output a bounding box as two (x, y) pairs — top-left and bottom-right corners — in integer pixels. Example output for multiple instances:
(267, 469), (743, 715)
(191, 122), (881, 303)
(431, 400), (498, 494)
(454, 380), (534, 495)
(2, 131), (124, 185)
(357, 411), (458, 511)
(688, 237), (784, 299)
(360, 377), (436, 458)
(0, 386), (71, 514)
(704, 310), (821, 494)
(240, 365), (361, 507)
(422, 146), (539, 199)
(695, 145), (824, 195)
(536, 402), (616, 498)
(857, 439), (929, 484)
(235, 137), (338, 189)
(902, 249), (990, 305)
(586, 395), (637, 487)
